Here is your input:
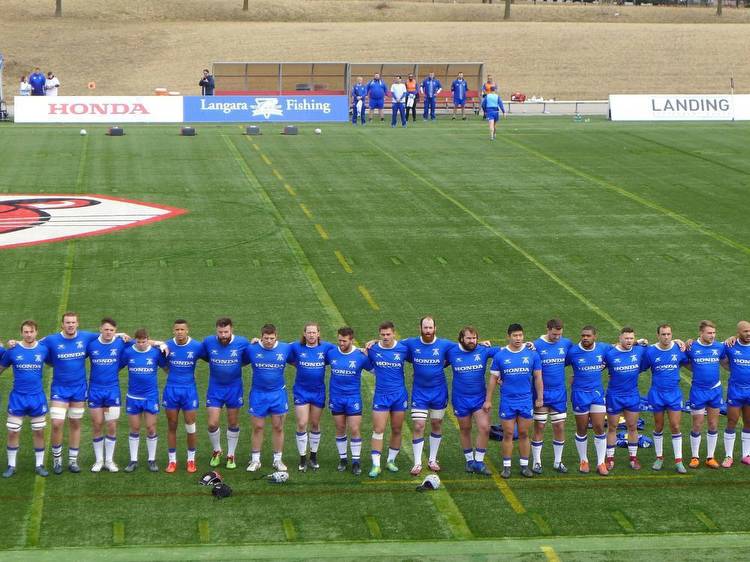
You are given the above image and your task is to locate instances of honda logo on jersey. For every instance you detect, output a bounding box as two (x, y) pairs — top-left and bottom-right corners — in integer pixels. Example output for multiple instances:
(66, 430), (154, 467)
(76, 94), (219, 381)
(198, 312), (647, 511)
(0, 195), (186, 249)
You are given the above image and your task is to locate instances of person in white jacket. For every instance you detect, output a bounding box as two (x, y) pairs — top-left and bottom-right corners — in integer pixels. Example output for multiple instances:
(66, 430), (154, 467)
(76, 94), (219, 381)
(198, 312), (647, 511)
(390, 76), (407, 128)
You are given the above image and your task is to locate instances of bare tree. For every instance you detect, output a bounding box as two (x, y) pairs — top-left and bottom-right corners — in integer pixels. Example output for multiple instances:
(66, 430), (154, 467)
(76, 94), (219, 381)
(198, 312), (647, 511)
(55, 0), (62, 17)
(716, 0), (723, 16)
(243, 0), (249, 10)
(504, 0), (511, 20)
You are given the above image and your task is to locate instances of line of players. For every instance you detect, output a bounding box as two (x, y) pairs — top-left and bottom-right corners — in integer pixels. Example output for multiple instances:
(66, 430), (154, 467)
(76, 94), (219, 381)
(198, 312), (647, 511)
(1, 314), (749, 480)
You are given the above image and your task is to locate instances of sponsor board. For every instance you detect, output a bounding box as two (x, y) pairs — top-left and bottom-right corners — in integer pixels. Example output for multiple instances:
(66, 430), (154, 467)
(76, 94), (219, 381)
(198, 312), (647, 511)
(14, 96), (183, 123)
(610, 94), (750, 121)
(183, 95), (349, 122)
(0, 195), (186, 249)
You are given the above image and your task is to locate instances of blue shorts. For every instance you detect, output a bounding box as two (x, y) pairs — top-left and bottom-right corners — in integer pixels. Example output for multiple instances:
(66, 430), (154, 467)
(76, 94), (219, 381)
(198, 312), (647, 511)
(499, 397), (533, 420)
(249, 388), (288, 417)
(206, 383), (244, 409)
(534, 387), (567, 414)
(88, 386), (121, 409)
(606, 392), (641, 415)
(372, 387), (408, 412)
(126, 394), (160, 415)
(452, 392), (485, 419)
(454, 97), (466, 107)
(688, 386), (723, 410)
(411, 385), (448, 411)
(163, 384), (199, 411)
(486, 109), (499, 122)
(648, 388), (684, 412)
(369, 98), (384, 110)
(8, 390), (48, 418)
(50, 381), (88, 403)
(726, 384), (750, 408)
(329, 393), (363, 416)
(571, 387), (605, 415)
(293, 385), (326, 409)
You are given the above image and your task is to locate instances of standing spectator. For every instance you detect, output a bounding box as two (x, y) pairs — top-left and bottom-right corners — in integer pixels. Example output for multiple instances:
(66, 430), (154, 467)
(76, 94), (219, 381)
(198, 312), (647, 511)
(451, 72), (468, 120)
(351, 76), (367, 125)
(482, 74), (497, 118)
(199, 69), (215, 96)
(390, 76), (407, 128)
(45, 71), (60, 96)
(28, 67), (46, 96)
(366, 73), (388, 123)
(420, 72), (442, 121)
(19, 76), (32, 96)
(405, 73), (419, 123)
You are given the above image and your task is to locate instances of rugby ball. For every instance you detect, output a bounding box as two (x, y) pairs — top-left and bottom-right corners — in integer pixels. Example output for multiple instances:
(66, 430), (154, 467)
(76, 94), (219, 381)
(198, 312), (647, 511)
(314, 128), (322, 135)
(80, 129), (87, 136)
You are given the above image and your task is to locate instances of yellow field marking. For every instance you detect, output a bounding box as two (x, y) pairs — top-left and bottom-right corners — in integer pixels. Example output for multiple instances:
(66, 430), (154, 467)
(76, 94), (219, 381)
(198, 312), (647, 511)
(315, 224), (329, 240)
(541, 545), (562, 562)
(357, 285), (380, 311)
(261, 154), (272, 166)
(335, 250), (353, 274)
(251, 143), (260, 152)
(299, 203), (313, 219)
(284, 183), (297, 196)
(272, 169), (284, 180)
(364, 515), (382, 539)
(198, 519), (210, 543)
(282, 518), (297, 541)
(112, 521), (125, 546)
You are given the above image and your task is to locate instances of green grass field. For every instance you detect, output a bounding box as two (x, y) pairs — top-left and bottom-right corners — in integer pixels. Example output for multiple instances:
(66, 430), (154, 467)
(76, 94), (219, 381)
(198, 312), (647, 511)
(1, 117), (750, 560)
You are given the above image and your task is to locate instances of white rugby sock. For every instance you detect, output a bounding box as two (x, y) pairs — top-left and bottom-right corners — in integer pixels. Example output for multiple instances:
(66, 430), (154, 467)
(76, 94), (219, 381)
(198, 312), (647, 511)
(371, 450), (381, 468)
(208, 428), (221, 452)
(227, 427), (240, 457)
(594, 434), (607, 466)
(463, 448), (474, 462)
(387, 447), (399, 463)
(69, 447), (79, 464)
(428, 432), (442, 462)
(672, 433), (683, 461)
(575, 434), (588, 462)
(7, 446), (18, 468)
(724, 429), (736, 458)
(475, 448), (486, 463)
(350, 438), (362, 461)
(129, 433), (140, 462)
(296, 432), (308, 456)
(553, 440), (564, 466)
(707, 430), (718, 458)
(104, 435), (116, 463)
(531, 440), (543, 465)
(412, 438), (424, 464)
(690, 431), (701, 458)
(34, 447), (45, 467)
(742, 430), (750, 458)
(168, 448), (176, 463)
(653, 431), (664, 458)
(309, 431), (321, 453)
(93, 437), (104, 463)
(146, 434), (158, 462)
(187, 448), (196, 462)
(335, 435), (347, 458)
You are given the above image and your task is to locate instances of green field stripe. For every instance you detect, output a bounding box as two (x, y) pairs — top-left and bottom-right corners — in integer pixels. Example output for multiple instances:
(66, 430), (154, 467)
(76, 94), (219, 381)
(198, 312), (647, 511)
(283, 518), (297, 541)
(363, 136), (622, 331)
(692, 510), (720, 531)
(4, 532), (750, 561)
(529, 512), (553, 536)
(112, 521), (125, 546)
(197, 519), (210, 543)
(364, 515), (382, 539)
(502, 135), (750, 257)
(229, 134), (472, 542)
(75, 133), (88, 189)
(611, 511), (635, 533)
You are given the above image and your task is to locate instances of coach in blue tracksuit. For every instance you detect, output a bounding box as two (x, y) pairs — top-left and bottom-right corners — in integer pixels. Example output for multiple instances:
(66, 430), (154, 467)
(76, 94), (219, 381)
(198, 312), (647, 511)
(351, 76), (367, 125)
(451, 72), (469, 120)
(421, 72), (442, 121)
(366, 73), (388, 123)
(28, 67), (46, 96)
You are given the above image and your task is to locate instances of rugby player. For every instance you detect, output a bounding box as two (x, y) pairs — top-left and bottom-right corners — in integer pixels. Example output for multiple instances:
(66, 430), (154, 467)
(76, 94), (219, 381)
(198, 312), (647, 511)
(604, 327), (648, 471)
(531, 319), (573, 474)
(566, 325), (612, 476)
(289, 323), (334, 472)
(487, 324), (543, 478)
(244, 324), (293, 472)
(0, 321), (50, 477)
(202, 317), (249, 470)
(87, 318), (131, 473)
(399, 316), (455, 475)
(120, 328), (168, 473)
(446, 326), (501, 476)
(163, 320), (204, 473)
(327, 327), (372, 475)
(722, 320), (750, 467)
(685, 320), (727, 469)
(367, 321), (409, 478)
(645, 324), (688, 473)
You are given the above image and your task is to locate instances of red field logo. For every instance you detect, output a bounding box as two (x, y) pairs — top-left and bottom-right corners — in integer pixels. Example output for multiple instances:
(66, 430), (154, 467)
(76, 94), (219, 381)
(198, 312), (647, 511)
(0, 195), (186, 249)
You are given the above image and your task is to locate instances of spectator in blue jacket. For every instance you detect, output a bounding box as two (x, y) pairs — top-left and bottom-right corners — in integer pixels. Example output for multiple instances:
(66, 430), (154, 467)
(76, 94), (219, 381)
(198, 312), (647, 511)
(28, 67), (46, 96)
(199, 69), (215, 96)
(351, 76), (367, 125)
(420, 72), (442, 121)
(451, 72), (469, 121)
(366, 73), (388, 123)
